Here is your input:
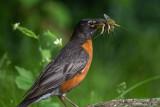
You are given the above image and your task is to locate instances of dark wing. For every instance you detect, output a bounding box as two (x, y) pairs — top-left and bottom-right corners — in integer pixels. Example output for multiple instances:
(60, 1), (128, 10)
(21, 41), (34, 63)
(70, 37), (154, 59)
(24, 45), (89, 99)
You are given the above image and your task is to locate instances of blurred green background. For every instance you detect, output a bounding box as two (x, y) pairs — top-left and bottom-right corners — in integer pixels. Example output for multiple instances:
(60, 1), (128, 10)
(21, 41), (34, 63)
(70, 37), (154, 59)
(0, 0), (160, 107)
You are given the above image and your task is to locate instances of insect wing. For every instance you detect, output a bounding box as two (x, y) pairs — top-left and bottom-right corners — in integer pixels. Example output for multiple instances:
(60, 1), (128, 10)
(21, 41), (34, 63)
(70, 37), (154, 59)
(104, 14), (110, 20)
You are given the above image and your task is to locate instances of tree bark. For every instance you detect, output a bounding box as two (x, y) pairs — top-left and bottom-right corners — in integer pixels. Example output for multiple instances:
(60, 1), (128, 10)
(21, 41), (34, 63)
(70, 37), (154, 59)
(88, 98), (160, 107)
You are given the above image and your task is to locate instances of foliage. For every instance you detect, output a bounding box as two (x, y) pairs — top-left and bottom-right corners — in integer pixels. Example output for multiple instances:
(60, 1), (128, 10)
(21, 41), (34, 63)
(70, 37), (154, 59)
(117, 75), (160, 99)
(0, 0), (160, 107)
(13, 23), (38, 39)
(15, 66), (34, 90)
(12, 24), (62, 106)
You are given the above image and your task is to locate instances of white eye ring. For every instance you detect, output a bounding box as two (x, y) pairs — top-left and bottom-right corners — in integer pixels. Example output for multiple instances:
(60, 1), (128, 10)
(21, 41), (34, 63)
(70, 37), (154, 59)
(88, 20), (96, 28)
(88, 20), (96, 24)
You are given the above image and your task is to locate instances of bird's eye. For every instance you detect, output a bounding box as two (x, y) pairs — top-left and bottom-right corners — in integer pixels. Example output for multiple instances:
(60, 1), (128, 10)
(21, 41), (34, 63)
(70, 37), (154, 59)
(88, 20), (96, 24)
(88, 20), (96, 28)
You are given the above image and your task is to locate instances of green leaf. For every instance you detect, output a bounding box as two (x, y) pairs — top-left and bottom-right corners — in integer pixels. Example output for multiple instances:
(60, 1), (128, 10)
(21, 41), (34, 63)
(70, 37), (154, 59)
(43, 30), (57, 39)
(40, 102), (60, 107)
(15, 66), (34, 90)
(43, 30), (63, 46)
(116, 82), (127, 95)
(39, 99), (60, 107)
(13, 22), (38, 39)
(39, 48), (51, 63)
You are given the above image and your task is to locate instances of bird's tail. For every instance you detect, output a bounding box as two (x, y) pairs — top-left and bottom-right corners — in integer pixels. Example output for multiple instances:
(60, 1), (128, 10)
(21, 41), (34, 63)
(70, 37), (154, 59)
(17, 97), (37, 107)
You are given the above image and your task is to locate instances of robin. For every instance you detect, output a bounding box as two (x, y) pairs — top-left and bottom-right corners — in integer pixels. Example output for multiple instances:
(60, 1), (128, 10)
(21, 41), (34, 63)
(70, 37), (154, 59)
(17, 14), (119, 107)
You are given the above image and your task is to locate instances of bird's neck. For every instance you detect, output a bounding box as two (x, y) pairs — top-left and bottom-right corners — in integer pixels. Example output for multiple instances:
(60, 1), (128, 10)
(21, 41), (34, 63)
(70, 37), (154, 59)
(70, 31), (93, 45)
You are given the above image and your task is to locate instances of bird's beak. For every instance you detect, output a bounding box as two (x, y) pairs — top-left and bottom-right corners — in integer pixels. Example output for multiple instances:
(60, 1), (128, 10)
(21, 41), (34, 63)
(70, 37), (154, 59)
(89, 14), (120, 34)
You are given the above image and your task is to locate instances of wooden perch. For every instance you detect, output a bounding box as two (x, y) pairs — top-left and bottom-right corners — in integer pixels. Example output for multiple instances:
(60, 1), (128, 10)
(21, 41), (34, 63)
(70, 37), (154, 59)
(88, 98), (160, 107)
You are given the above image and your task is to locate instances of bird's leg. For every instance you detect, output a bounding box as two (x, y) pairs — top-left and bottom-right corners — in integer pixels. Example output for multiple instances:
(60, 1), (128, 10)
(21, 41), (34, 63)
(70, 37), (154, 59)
(63, 96), (79, 107)
(58, 95), (67, 107)
(59, 94), (79, 107)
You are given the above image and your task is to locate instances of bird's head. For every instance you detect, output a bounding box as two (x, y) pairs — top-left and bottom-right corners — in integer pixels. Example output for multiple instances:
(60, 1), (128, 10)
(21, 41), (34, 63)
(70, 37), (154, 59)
(72, 14), (120, 40)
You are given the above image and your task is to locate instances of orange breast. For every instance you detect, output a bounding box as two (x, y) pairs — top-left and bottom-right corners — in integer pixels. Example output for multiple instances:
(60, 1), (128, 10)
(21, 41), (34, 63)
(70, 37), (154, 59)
(60, 39), (93, 93)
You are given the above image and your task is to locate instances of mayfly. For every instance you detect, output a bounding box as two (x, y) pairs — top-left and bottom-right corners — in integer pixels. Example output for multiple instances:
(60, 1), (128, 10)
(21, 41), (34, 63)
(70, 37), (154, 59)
(101, 14), (120, 34)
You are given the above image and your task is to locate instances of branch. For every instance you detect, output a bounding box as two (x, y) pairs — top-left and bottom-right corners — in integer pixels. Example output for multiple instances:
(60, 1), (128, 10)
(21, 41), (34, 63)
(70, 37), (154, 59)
(88, 98), (160, 107)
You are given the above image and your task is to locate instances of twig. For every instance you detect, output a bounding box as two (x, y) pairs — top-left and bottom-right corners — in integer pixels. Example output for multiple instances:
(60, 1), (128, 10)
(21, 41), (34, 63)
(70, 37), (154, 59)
(88, 98), (160, 107)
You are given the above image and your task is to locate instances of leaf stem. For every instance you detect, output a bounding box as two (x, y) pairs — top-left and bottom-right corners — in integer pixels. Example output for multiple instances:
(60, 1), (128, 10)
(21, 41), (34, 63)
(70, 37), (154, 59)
(117, 75), (160, 99)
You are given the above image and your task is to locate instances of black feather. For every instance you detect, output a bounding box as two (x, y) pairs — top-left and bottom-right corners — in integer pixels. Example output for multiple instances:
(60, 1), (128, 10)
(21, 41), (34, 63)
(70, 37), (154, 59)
(17, 97), (37, 107)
